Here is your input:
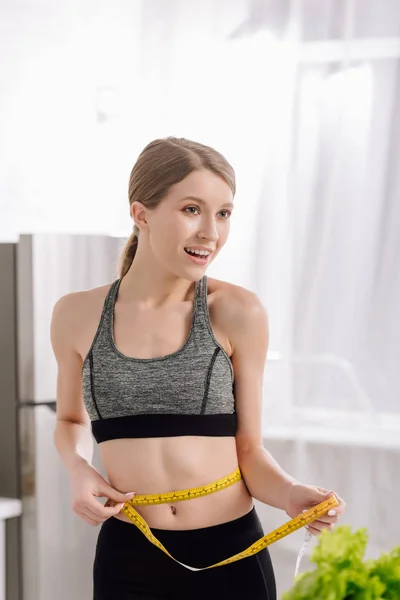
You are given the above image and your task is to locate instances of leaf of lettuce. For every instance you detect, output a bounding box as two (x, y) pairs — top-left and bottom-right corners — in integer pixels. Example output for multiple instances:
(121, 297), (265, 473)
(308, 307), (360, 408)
(311, 526), (369, 569)
(366, 547), (400, 599)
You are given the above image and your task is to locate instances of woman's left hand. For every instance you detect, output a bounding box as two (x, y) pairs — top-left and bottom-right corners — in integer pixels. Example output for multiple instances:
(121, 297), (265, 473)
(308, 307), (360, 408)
(283, 482), (346, 536)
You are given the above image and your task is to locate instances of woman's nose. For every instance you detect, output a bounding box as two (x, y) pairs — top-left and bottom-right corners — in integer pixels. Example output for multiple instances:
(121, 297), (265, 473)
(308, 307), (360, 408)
(198, 220), (218, 242)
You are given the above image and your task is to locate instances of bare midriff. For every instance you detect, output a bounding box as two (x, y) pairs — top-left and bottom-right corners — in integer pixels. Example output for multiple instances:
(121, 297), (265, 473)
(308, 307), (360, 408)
(99, 435), (253, 530)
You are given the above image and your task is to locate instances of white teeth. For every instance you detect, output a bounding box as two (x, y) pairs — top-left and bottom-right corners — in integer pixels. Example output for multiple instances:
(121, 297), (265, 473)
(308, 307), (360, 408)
(185, 248), (211, 256)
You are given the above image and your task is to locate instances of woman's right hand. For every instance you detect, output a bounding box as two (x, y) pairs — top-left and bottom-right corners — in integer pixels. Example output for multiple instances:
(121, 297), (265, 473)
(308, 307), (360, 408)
(69, 460), (135, 526)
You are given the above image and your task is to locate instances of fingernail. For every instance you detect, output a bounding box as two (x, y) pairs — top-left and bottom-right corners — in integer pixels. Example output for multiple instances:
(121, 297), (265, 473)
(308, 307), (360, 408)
(302, 509), (308, 513)
(328, 510), (336, 516)
(125, 492), (135, 498)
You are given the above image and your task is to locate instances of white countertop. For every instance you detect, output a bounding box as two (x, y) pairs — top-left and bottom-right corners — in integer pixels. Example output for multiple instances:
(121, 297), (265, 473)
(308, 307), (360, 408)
(0, 498), (22, 520)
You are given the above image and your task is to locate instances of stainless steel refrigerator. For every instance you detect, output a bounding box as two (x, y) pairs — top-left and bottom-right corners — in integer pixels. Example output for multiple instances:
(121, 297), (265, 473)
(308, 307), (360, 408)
(0, 233), (125, 600)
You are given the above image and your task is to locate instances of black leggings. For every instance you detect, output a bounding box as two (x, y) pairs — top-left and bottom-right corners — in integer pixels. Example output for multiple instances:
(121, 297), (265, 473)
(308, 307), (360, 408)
(93, 506), (276, 599)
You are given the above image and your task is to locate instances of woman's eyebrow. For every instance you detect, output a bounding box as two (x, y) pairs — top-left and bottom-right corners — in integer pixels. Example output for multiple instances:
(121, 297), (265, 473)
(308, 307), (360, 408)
(182, 195), (234, 208)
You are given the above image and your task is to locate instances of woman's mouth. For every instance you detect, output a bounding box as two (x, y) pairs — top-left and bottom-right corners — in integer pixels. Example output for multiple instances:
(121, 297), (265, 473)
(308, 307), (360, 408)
(184, 247), (212, 265)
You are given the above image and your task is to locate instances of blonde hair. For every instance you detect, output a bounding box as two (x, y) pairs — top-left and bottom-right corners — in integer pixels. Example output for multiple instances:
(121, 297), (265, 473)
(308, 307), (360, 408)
(119, 137), (236, 278)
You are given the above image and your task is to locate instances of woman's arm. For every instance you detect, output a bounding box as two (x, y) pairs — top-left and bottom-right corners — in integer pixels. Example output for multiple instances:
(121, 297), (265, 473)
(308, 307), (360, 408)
(225, 288), (297, 510)
(50, 293), (134, 526)
(51, 293), (94, 471)
(220, 284), (345, 533)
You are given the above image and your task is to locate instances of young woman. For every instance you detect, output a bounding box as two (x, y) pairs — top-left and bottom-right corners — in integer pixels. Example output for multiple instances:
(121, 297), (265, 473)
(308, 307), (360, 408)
(51, 137), (345, 600)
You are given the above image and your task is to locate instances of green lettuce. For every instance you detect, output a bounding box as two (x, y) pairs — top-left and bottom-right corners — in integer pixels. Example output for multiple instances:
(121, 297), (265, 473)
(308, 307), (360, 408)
(282, 526), (400, 600)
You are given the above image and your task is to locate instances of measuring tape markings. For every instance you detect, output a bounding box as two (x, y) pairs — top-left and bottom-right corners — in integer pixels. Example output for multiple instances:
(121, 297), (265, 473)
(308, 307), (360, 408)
(113, 467), (339, 571)
(128, 468), (242, 506)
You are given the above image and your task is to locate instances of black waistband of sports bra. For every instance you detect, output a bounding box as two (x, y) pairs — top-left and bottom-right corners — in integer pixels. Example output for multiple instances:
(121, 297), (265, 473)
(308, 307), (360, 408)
(91, 413), (237, 443)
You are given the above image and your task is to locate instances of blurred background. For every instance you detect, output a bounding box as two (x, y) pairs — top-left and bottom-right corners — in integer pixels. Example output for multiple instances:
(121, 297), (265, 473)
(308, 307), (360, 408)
(0, 0), (399, 598)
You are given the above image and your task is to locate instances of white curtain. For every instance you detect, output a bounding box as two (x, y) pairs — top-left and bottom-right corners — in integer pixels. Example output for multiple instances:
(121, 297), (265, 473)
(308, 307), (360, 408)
(290, 60), (400, 415)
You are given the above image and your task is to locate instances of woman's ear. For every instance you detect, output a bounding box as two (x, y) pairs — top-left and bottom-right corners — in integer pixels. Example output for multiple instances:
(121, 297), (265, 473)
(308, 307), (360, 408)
(131, 201), (149, 232)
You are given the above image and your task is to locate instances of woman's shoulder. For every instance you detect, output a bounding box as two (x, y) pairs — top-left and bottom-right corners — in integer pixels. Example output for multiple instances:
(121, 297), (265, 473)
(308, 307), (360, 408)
(53, 281), (115, 320)
(207, 277), (264, 314)
(207, 278), (269, 356)
(51, 281), (116, 354)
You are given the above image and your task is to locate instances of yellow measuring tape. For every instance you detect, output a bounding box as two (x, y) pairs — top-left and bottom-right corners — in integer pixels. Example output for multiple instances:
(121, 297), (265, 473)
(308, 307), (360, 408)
(114, 467), (339, 571)
(114, 468), (339, 571)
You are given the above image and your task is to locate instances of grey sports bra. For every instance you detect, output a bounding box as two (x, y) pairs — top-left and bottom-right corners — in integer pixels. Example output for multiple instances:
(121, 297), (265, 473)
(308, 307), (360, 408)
(81, 276), (237, 443)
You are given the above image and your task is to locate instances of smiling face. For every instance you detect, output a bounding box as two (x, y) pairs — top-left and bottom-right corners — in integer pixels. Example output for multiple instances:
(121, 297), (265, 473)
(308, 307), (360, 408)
(131, 169), (234, 279)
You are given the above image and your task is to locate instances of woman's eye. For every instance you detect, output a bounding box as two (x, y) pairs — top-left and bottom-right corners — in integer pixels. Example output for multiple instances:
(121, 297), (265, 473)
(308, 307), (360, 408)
(184, 206), (200, 215)
(184, 207), (231, 218)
